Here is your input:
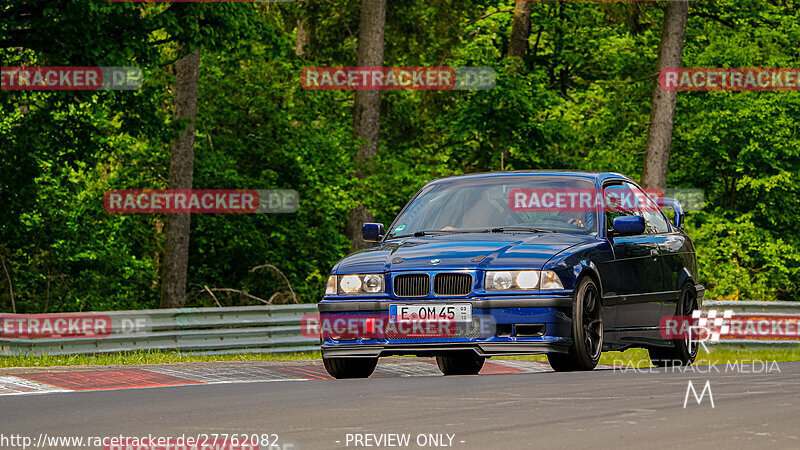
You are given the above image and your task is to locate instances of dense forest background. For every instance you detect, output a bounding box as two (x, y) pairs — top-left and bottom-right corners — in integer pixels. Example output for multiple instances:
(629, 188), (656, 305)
(1, 0), (799, 313)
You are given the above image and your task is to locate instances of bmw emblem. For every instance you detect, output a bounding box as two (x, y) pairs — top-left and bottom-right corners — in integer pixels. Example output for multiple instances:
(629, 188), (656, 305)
(429, 259), (441, 265)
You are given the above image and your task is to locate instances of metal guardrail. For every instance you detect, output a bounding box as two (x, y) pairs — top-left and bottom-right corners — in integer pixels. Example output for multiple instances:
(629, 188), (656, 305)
(1, 301), (797, 356)
(701, 300), (800, 345)
(0, 304), (320, 357)
(702, 300), (800, 314)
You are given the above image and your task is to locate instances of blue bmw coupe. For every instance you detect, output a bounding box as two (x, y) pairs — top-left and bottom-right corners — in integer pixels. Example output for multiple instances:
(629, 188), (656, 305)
(318, 171), (703, 378)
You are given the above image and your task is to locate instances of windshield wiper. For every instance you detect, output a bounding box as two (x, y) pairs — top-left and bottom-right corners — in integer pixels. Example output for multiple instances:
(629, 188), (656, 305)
(410, 229), (492, 237)
(491, 227), (556, 234)
(393, 227), (554, 238)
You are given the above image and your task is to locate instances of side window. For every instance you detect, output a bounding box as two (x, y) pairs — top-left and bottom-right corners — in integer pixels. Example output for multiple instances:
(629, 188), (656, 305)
(602, 183), (643, 233)
(625, 182), (670, 234)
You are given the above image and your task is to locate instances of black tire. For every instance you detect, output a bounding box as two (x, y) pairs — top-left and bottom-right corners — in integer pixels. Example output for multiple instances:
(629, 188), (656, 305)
(323, 357), (378, 379)
(547, 276), (603, 372)
(649, 283), (698, 367)
(436, 351), (485, 375)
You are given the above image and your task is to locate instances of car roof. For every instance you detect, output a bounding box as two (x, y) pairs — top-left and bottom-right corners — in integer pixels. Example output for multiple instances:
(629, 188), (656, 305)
(427, 170), (630, 185)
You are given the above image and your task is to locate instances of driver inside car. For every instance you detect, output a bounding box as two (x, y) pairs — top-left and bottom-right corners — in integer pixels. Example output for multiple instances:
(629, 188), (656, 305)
(551, 209), (588, 228)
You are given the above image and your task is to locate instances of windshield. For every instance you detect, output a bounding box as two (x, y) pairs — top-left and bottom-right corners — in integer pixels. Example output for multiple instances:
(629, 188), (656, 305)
(387, 176), (599, 238)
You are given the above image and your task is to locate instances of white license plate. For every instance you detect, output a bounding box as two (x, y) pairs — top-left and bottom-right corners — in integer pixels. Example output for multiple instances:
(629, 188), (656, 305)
(389, 304), (472, 323)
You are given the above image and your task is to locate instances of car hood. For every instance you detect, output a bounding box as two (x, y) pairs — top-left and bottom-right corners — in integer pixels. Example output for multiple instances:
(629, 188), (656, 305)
(333, 233), (595, 273)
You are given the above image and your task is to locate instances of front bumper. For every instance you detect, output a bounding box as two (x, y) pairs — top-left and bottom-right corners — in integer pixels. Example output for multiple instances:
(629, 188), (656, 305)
(318, 296), (574, 358)
(321, 341), (571, 358)
(318, 297), (572, 312)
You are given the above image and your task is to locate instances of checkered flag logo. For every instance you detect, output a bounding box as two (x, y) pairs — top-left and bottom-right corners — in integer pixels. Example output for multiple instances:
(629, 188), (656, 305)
(691, 309), (733, 341)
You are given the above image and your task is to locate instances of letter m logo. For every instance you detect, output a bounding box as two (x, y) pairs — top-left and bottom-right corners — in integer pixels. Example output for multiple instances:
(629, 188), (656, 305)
(684, 380), (715, 408)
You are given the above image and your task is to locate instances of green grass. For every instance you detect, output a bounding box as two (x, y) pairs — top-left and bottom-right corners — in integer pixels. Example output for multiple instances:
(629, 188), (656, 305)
(0, 350), (321, 368)
(2, 345), (798, 369)
(497, 345), (800, 366)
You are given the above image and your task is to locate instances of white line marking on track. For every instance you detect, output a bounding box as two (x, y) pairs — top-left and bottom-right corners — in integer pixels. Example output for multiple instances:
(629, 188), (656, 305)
(0, 376), (71, 396)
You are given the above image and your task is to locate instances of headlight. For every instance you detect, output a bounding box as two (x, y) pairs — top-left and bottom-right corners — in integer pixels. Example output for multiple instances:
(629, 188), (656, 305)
(328, 274), (385, 295)
(485, 270), (563, 290)
(362, 274), (383, 293)
(339, 275), (362, 294)
(325, 275), (337, 295)
(486, 271), (513, 290)
(516, 271), (540, 289)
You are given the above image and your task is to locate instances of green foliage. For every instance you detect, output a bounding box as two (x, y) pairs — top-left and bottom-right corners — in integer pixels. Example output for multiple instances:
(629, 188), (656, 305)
(687, 213), (800, 301)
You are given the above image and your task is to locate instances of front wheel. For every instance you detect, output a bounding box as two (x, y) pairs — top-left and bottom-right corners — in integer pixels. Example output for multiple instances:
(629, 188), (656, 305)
(436, 352), (485, 375)
(547, 276), (603, 372)
(323, 357), (378, 379)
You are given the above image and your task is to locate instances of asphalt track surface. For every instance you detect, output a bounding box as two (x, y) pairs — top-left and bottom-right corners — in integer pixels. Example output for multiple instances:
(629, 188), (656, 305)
(1, 359), (798, 449)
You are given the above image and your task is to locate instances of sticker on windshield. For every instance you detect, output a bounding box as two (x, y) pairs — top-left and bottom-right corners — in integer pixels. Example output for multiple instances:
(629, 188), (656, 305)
(394, 224), (406, 232)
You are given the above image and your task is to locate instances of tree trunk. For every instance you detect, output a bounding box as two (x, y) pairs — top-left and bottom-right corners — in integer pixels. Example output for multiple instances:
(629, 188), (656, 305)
(295, 0), (310, 58)
(641, 2), (688, 191)
(160, 48), (200, 308)
(346, 0), (387, 252)
(507, 1), (534, 59)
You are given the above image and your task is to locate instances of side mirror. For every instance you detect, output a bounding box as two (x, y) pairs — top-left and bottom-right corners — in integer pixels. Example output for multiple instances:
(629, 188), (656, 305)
(657, 197), (684, 229)
(612, 216), (645, 236)
(361, 223), (384, 243)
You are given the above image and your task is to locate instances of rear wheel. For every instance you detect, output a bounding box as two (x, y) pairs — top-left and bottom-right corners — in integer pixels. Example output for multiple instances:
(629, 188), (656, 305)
(436, 351), (485, 375)
(323, 357), (378, 379)
(547, 277), (603, 372)
(649, 283), (698, 367)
